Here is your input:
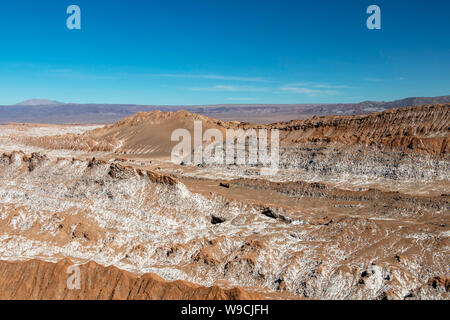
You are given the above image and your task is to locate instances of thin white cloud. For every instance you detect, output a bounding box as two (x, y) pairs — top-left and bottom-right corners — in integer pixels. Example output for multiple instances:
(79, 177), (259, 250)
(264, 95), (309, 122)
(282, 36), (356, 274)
(313, 83), (350, 89)
(280, 86), (340, 96)
(154, 74), (268, 82)
(286, 82), (349, 89)
(226, 97), (257, 101)
(281, 87), (320, 94)
(189, 85), (267, 92)
(44, 69), (270, 83)
(365, 77), (406, 82)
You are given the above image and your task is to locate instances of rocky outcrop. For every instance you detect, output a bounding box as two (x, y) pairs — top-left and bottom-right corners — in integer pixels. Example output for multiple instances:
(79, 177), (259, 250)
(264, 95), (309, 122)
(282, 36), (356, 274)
(267, 104), (449, 156)
(0, 152), (177, 186)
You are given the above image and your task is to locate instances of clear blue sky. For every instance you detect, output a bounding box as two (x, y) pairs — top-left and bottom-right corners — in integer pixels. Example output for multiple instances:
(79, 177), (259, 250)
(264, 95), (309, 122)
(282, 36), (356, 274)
(0, 0), (449, 105)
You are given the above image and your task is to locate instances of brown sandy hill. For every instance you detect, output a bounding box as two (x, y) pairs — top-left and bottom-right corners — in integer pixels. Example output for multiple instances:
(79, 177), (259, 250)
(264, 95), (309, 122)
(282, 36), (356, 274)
(86, 110), (230, 157)
(19, 104), (449, 157)
(18, 110), (230, 156)
(0, 259), (263, 300)
(102, 103), (449, 156)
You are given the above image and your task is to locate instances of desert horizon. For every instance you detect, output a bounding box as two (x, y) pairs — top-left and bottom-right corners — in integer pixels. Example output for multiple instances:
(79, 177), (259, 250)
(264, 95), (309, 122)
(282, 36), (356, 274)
(1, 94), (450, 125)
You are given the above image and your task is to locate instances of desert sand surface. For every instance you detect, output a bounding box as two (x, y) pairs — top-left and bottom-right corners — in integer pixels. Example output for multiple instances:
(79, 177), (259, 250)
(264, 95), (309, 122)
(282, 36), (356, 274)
(0, 104), (448, 300)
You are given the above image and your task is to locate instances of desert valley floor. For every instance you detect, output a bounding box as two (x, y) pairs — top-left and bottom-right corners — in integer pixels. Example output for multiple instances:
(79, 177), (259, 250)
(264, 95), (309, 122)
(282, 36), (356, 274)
(0, 104), (448, 299)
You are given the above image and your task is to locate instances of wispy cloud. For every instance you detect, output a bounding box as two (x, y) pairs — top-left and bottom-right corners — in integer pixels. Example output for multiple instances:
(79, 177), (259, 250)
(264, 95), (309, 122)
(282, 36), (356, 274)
(189, 85), (268, 92)
(226, 97), (257, 101)
(281, 87), (320, 94)
(313, 83), (350, 89)
(365, 77), (407, 82)
(280, 85), (341, 97)
(154, 74), (269, 82)
(287, 82), (350, 89)
(41, 68), (270, 83)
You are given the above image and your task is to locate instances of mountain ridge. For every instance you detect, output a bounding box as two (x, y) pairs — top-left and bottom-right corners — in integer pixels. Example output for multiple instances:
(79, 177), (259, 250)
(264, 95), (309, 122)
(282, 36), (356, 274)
(1, 95), (449, 124)
(14, 99), (64, 106)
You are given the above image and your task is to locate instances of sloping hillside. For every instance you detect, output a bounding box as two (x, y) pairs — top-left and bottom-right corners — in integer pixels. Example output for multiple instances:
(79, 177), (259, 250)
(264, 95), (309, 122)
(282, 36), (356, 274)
(22, 104), (449, 157)
(0, 259), (262, 300)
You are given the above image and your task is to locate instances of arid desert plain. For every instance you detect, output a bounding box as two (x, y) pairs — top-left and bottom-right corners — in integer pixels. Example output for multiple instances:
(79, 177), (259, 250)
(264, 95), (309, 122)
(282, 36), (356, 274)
(0, 104), (448, 299)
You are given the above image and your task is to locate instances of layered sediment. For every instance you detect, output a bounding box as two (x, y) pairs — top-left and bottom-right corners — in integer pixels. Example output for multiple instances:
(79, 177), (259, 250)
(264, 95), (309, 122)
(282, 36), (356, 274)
(0, 104), (448, 300)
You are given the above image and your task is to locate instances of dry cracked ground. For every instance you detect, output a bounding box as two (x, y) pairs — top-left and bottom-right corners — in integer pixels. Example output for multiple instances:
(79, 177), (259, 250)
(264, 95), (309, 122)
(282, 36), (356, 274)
(0, 104), (448, 300)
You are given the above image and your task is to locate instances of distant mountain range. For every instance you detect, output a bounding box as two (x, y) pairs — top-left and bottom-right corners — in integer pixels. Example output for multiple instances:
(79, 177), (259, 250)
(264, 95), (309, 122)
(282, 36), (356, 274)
(1, 95), (449, 124)
(14, 99), (64, 106)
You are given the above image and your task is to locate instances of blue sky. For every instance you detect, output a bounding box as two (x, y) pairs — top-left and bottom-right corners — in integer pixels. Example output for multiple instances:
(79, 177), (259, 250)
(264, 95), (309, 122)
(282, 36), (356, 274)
(0, 0), (449, 105)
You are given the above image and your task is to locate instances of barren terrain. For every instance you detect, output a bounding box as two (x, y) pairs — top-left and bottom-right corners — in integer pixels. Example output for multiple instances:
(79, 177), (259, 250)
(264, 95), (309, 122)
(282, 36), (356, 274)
(0, 104), (448, 300)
